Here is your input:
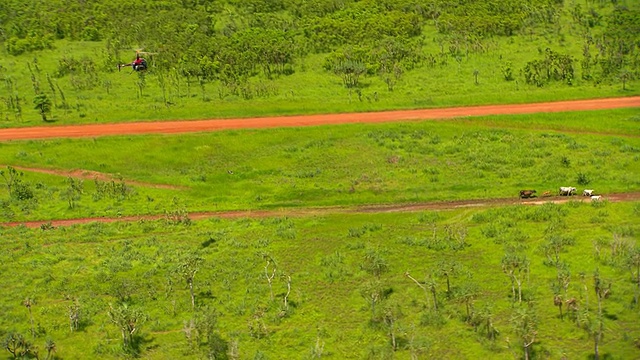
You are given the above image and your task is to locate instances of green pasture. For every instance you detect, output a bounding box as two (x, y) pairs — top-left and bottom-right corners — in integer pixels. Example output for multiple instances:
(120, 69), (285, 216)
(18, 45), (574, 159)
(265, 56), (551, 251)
(0, 109), (638, 222)
(1, 201), (638, 359)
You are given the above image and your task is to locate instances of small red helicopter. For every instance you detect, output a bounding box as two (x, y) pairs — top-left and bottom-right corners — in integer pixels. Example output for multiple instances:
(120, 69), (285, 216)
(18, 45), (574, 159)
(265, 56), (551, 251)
(118, 49), (155, 72)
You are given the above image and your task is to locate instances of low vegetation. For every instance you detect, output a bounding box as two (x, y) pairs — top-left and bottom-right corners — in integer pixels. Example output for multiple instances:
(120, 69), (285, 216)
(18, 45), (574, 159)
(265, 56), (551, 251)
(1, 201), (638, 359)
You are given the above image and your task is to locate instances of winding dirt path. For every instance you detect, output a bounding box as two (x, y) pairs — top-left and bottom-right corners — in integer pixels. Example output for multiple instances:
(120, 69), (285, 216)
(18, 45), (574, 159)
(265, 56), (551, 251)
(0, 96), (638, 141)
(3, 192), (639, 228)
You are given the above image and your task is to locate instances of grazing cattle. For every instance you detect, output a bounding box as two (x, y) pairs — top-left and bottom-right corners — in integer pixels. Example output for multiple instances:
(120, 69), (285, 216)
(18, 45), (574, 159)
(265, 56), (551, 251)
(583, 189), (594, 196)
(542, 191), (552, 197)
(559, 186), (577, 196)
(591, 195), (602, 202)
(519, 190), (537, 199)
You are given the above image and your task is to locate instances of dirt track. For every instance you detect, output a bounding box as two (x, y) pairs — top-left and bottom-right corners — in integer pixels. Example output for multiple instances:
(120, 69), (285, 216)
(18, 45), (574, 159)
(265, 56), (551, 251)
(1, 96), (638, 227)
(0, 96), (638, 141)
(3, 192), (639, 229)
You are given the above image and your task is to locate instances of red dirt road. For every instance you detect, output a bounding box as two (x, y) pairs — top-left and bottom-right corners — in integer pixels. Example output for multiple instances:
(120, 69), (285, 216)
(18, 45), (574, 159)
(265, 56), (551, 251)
(0, 96), (638, 141)
(3, 192), (639, 229)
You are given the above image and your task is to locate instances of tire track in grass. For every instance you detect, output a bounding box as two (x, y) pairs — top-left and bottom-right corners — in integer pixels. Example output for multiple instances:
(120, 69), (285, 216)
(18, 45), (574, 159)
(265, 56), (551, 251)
(3, 192), (639, 229)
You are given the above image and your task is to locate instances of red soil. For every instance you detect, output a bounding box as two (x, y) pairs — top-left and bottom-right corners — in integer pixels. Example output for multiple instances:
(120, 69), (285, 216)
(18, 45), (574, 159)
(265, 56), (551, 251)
(0, 97), (637, 141)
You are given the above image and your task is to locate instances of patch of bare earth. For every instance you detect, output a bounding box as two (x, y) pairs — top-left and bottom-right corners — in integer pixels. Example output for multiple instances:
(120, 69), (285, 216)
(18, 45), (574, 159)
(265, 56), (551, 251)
(7, 165), (184, 190)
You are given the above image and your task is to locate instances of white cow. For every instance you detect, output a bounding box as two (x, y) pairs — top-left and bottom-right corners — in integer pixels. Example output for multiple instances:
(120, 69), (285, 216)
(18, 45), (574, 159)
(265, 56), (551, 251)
(559, 187), (577, 196)
(591, 195), (602, 202)
(583, 189), (594, 196)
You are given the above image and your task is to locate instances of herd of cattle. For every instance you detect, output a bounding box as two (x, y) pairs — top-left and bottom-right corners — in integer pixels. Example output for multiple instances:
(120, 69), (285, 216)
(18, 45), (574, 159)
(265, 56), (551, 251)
(519, 187), (603, 201)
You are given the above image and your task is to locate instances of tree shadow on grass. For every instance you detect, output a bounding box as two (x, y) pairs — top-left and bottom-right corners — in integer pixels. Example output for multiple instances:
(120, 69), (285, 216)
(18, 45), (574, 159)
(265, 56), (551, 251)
(126, 333), (155, 358)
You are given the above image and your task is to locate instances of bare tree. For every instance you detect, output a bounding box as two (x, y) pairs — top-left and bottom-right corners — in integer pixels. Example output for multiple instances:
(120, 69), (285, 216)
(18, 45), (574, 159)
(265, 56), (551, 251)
(511, 305), (537, 360)
(405, 271), (431, 309)
(262, 254), (277, 301)
(281, 273), (292, 311)
(68, 301), (81, 332)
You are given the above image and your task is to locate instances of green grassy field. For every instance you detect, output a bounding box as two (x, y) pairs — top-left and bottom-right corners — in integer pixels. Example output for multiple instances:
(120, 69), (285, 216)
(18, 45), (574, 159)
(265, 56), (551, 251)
(1, 200), (638, 359)
(1, 1), (639, 358)
(0, 109), (638, 223)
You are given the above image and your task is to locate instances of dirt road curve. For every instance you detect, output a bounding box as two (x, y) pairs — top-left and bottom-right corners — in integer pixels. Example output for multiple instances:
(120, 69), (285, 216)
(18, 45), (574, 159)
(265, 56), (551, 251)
(3, 192), (639, 228)
(0, 96), (638, 141)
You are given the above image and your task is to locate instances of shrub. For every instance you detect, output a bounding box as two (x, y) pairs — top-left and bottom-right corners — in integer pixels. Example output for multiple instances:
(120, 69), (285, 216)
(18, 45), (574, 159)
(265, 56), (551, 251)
(576, 172), (590, 185)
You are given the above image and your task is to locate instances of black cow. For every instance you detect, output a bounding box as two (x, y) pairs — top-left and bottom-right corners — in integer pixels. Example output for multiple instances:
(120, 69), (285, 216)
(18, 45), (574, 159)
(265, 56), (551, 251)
(519, 190), (537, 199)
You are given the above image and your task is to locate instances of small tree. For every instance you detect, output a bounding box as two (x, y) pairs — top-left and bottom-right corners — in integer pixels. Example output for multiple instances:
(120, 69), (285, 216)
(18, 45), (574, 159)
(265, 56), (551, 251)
(0, 165), (34, 201)
(176, 253), (204, 311)
(471, 305), (499, 341)
(3, 332), (36, 359)
(108, 303), (147, 352)
(44, 339), (56, 360)
(453, 281), (479, 323)
(360, 279), (385, 321)
(63, 176), (84, 209)
(33, 93), (52, 121)
(502, 251), (529, 303)
(437, 259), (462, 296)
(381, 300), (403, 351)
(511, 305), (537, 360)
(553, 294), (564, 320)
(628, 248), (640, 305)
(619, 69), (631, 91)
(362, 249), (389, 279)
(23, 297), (35, 338)
(589, 270), (611, 360)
